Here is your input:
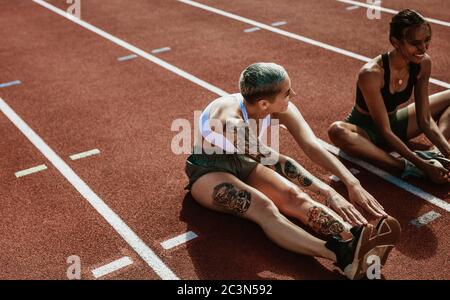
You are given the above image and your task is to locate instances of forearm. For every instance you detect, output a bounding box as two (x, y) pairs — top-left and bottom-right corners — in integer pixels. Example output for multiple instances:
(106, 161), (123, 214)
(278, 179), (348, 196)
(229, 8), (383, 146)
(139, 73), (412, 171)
(382, 131), (427, 168)
(303, 142), (360, 188)
(273, 155), (335, 198)
(423, 121), (450, 157)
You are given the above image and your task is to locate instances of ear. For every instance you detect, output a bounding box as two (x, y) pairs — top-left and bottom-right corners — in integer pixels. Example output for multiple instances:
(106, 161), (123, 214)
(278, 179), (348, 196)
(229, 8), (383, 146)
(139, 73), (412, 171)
(258, 99), (271, 111)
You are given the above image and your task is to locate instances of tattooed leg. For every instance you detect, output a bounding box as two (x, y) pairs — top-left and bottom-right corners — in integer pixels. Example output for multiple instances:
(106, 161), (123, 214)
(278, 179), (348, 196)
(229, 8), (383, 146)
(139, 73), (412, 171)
(271, 157), (334, 198)
(307, 206), (345, 237)
(284, 160), (313, 187)
(212, 183), (251, 215)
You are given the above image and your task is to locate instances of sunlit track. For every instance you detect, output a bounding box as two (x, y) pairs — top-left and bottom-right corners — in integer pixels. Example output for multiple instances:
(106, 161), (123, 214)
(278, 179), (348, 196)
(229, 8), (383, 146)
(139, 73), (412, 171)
(336, 0), (450, 27)
(31, 0), (447, 212)
(177, 0), (450, 89)
(0, 96), (179, 280)
(1, 0), (447, 280)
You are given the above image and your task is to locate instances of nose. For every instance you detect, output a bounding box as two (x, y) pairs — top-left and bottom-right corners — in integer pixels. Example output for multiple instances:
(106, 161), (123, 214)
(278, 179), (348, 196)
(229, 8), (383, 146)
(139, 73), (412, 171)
(417, 42), (427, 53)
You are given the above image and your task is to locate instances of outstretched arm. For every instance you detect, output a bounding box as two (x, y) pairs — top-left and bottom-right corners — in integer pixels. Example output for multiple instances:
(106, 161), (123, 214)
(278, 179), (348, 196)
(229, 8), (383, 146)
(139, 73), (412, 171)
(274, 102), (387, 218)
(414, 56), (450, 157)
(226, 116), (369, 225)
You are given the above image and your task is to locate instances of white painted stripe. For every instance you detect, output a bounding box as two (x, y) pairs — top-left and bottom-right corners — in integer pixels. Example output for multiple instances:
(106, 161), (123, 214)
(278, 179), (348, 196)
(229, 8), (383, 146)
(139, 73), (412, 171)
(92, 256), (133, 278)
(271, 21), (287, 27)
(161, 231), (198, 250)
(0, 97), (178, 280)
(410, 211), (441, 228)
(318, 139), (450, 212)
(151, 47), (171, 54)
(15, 164), (48, 178)
(70, 149), (100, 161)
(329, 175), (340, 182)
(390, 151), (401, 158)
(0, 80), (22, 88)
(346, 5), (360, 11)
(329, 168), (359, 182)
(33, 0), (227, 98)
(177, 0), (450, 89)
(244, 27), (261, 33)
(337, 0), (450, 27)
(349, 168), (360, 175)
(118, 54), (138, 61)
(430, 78), (450, 89)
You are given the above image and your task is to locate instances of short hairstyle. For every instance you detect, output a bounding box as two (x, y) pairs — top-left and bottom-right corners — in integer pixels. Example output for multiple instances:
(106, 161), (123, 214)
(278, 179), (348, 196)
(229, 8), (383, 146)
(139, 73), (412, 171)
(389, 9), (431, 42)
(239, 62), (287, 104)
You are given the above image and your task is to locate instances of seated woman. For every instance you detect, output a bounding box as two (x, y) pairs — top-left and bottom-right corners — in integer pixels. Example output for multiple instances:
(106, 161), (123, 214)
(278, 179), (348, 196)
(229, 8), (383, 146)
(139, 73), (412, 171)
(328, 9), (450, 184)
(185, 62), (400, 280)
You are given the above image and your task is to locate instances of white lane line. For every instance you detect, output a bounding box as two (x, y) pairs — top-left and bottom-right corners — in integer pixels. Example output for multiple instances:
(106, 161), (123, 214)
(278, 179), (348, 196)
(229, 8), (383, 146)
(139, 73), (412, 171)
(151, 47), (171, 54)
(32, 0), (227, 98)
(319, 139), (450, 212)
(92, 256), (133, 279)
(244, 27), (261, 33)
(271, 21), (287, 27)
(346, 6), (360, 11)
(15, 164), (48, 178)
(0, 97), (178, 280)
(161, 231), (198, 250)
(330, 168), (359, 182)
(31, 1), (448, 216)
(118, 54), (138, 61)
(70, 149), (100, 161)
(337, 0), (450, 28)
(390, 151), (401, 158)
(410, 211), (441, 228)
(0, 80), (22, 88)
(177, 0), (450, 89)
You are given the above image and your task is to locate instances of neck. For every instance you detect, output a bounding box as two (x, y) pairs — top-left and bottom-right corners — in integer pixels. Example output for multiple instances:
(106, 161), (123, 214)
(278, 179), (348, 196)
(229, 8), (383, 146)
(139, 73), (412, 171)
(242, 99), (269, 120)
(389, 49), (409, 71)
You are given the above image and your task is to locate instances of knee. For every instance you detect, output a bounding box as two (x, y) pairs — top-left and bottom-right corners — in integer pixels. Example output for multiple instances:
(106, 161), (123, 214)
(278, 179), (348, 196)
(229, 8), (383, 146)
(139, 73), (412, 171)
(279, 185), (311, 210)
(328, 121), (350, 145)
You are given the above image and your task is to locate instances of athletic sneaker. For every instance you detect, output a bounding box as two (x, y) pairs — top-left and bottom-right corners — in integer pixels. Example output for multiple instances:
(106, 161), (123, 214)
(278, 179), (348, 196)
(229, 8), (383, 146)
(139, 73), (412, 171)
(325, 216), (401, 280)
(400, 158), (424, 179)
(414, 150), (450, 171)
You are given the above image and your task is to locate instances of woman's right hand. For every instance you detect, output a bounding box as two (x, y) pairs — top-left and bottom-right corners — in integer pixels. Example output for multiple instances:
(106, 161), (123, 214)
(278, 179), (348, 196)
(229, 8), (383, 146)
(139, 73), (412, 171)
(421, 160), (450, 184)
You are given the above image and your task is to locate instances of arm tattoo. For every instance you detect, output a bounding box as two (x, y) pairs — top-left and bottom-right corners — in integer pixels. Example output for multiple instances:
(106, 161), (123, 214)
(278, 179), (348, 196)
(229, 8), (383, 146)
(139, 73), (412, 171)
(274, 162), (283, 175)
(212, 183), (251, 214)
(307, 206), (344, 236)
(230, 121), (270, 162)
(284, 160), (313, 187)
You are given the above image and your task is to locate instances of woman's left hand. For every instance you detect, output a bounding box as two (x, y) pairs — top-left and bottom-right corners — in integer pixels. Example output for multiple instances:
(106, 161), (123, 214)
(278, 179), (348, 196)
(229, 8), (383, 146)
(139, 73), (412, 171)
(348, 184), (387, 218)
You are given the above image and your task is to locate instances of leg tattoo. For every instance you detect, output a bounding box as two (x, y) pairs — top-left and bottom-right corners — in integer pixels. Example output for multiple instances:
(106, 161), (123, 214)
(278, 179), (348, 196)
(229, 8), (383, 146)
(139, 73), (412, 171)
(284, 160), (313, 187)
(307, 206), (344, 236)
(212, 183), (251, 214)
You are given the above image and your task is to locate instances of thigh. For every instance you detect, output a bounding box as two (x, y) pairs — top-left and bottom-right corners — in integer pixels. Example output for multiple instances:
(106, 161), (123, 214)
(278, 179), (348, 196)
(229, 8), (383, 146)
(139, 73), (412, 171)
(244, 161), (324, 219)
(190, 171), (277, 222)
(406, 90), (450, 139)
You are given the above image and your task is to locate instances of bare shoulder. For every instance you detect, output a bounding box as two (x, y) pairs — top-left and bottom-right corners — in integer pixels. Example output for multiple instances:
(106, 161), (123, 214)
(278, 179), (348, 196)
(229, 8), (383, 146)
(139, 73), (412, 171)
(357, 56), (384, 90)
(209, 95), (242, 124)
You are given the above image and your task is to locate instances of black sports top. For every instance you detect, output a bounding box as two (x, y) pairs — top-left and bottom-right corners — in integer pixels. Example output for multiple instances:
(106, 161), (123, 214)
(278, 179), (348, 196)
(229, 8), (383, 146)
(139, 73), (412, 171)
(356, 53), (421, 113)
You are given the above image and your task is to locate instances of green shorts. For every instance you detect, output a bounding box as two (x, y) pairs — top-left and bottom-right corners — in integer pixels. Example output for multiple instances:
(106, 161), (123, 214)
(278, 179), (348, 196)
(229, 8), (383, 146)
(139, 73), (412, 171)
(344, 106), (409, 146)
(184, 149), (259, 190)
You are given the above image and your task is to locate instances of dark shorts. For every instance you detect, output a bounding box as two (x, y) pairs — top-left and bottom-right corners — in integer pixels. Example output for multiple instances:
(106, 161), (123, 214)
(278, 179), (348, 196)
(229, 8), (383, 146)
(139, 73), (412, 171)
(344, 106), (409, 146)
(184, 149), (259, 190)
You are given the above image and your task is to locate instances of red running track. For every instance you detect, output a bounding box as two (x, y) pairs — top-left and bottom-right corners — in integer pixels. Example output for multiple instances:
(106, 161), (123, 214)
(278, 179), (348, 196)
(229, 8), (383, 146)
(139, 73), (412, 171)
(0, 0), (448, 279)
